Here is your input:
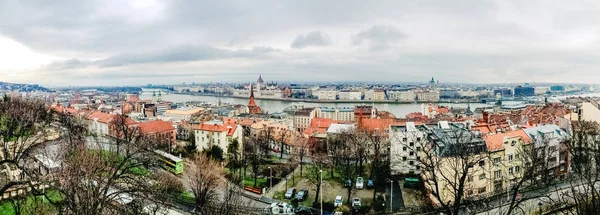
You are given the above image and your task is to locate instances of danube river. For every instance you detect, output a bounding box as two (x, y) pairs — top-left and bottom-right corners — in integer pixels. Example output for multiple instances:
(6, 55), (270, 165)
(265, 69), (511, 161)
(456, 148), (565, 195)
(139, 92), (519, 117)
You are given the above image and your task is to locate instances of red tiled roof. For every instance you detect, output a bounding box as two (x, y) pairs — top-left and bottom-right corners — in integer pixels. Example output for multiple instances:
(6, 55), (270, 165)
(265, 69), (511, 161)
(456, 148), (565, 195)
(358, 118), (400, 132)
(484, 130), (532, 152)
(88, 111), (116, 124)
(310, 117), (335, 128)
(139, 120), (175, 134)
(53, 105), (79, 115)
(196, 123), (237, 136)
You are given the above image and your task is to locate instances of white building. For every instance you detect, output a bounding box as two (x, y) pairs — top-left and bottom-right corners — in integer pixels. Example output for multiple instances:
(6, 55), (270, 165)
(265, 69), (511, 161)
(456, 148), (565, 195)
(338, 91), (362, 100)
(390, 122), (427, 175)
(364, 89), (386, 101)
(318, 107), (354, 121)
(194, 120), (243, 155)
(388, 91), (416, 102)
(163, 108), (204, 121)
(293, 108), (319, 131)
(314, 89), (338, 100)
(233, 75), (284, 99)
(415, 90), (440, 102)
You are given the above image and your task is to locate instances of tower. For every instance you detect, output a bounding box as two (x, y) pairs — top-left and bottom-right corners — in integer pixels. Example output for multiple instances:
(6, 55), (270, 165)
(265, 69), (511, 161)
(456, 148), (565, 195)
(248, 84), (262, 114)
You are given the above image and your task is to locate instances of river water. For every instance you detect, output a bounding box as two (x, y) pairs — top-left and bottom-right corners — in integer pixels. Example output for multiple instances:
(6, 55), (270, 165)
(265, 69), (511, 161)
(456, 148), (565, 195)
(139, 92), (512, 117)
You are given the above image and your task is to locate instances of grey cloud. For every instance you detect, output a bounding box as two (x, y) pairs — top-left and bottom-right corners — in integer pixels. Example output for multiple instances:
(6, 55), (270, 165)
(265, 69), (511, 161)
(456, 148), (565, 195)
(351, 25), (407, 50)
(45, 45), (279, 69)
(291, 31), (332, 49)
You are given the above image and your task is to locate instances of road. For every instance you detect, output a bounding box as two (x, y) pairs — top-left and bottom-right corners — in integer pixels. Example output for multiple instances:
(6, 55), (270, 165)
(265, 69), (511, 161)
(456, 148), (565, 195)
(474, 179), (585, 215)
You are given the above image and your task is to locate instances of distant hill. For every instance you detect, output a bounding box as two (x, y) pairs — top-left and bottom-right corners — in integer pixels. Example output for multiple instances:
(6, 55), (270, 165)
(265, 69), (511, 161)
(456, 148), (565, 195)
(0, 82), (50, 92)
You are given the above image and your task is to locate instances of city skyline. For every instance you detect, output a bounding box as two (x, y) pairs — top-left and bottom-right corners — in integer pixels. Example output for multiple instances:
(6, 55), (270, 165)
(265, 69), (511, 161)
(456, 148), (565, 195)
(3, 1), (600, 86)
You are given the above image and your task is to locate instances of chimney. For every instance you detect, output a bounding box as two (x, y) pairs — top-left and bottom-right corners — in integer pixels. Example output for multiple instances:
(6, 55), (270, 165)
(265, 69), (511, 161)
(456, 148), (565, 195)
(483, 111), (489, 123)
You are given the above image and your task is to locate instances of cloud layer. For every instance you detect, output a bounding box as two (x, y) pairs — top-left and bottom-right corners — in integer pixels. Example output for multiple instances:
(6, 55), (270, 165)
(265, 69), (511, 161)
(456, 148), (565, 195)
(2, 0), (600, 86)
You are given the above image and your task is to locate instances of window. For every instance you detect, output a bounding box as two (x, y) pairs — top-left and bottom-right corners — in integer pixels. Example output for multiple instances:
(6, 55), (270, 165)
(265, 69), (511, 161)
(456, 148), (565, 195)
(467, 190), (474, 195)
(494, 170), (501, 178)
(417, 137), (421, 142)
(409, 161), (414, 165)
(416, 147), (421, 151)
(479, 160), (485, 167)
(560, 164), (566, 171)
(479, 174), (485, 180)
(409, 152), (414, 156)
(409, 142), (414, 147)
(478, 187), (486, 194)
(403, 157), (407, 161)
(494, 157), (501, 165)
(467, 176), (473, 182)
(508, 154), (513, 161)
(403, 147), (407, 151)
(509, 167), (514, 174)
(402, 137), (407, 142)
(511, 140), (516, 146)
(515, 154), (520, 159)
(416, 166), (420, 170)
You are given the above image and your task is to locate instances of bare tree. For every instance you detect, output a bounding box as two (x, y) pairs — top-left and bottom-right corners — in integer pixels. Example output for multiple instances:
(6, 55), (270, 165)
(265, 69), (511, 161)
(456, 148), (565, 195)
(419, 127), (488, 215)
(332, 131), (359, 205)
(187, 154), (221, 213)
(0, 96), (53, 194)
(363, 128), (390, 200)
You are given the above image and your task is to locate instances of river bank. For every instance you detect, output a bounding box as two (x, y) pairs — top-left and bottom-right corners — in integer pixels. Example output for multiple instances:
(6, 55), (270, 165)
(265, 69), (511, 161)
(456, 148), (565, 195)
(172, 92), (486, 104)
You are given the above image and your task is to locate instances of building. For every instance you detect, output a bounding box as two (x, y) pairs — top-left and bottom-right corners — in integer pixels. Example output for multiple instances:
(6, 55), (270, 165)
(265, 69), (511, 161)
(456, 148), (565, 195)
(293, 108), (319, 132)
(163, 108), (204, 121)
(440, 90), (460, 98)
(514, 86), (535, 97)
(550, 85), (565, 92)
(338, 91), (362, 100)
(388, 90), (416, 102)
(86, 111), (138, 138)
(493, 88), (513, 97)
(420, 104), (449, 118)
(248, 85), (262, 114)
(139, 120), (177, 146)
(314, 89), (338, 100)
(194, 120), (243, 155)
(390, 122), (427, 175)
(233, 75), (284, 99)
(354, 105), (376, 120)
(483, 130), (532, 193)
(422, 122), (489, 204)
(364, 89), (386, 101)
(523, 124), (570, 180)
(415, 90), (440, 102)
(318, 107), (354, 121)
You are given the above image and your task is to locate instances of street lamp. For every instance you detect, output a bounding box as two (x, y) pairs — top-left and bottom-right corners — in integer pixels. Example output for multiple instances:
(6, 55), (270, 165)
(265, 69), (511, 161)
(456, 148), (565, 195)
(320, 169), (323, 215)
(268, 167), (272, 190)
(538, 201), (542, 215)
(390, 180), (393, 212)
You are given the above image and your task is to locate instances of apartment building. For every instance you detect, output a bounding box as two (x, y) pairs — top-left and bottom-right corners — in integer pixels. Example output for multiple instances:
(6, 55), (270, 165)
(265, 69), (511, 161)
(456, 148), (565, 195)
(293, 108), (319, 132)
(194, 120), (243, 155)
(364, 89), (386, 101)
(338, 91), (362, 100)
(318, 107), (354, 122)
(388, 91), (416, 102)
(390, 122), (427, 175)
(483, 130), (532, 193)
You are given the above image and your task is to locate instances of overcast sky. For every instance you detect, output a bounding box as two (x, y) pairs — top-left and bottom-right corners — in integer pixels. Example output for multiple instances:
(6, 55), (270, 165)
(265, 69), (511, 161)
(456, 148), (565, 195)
(2, 0), (600, 86)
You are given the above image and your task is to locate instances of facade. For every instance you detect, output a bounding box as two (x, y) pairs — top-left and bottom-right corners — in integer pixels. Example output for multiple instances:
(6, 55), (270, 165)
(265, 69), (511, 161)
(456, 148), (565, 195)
(364, 89), (386, 101)
(523, 124), (570, 180)
(194, 120), (243, 155)
(293, 108), (319, 132)
(483, 130), (532, 194)
(87, 111), (137, 138)
(390, 122), (427, 175)
(422, 122), (490, 204)
(338, 91), (362, 100)
(318, 107), (354, 121)
(314, 89), (338, 100)
(493, 88), (513, 97)
(514, 86), (535, 97)
(440, 90), (460, 98)
(388, 90), (416, 102)
(354, 105), (376, 120)
(233, 75), (284, 99)
(415, 90), (440, 102)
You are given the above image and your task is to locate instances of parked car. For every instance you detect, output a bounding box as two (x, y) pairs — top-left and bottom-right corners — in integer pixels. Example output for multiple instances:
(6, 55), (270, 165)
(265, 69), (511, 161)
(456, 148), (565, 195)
(344, 179), (352, 188)
(296, 189), (309, 201)
(334, 196), (343, 207)
(269, 202), (295, 214)
(355, 177), (364, 189)
(367, 179), (374, 189)
(352, 198), (361, 207)
(284, 188), (296, 199)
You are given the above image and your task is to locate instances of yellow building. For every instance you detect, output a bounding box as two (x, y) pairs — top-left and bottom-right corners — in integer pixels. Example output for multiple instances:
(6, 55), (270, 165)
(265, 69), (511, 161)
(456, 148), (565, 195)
(483, 130), (532, 194)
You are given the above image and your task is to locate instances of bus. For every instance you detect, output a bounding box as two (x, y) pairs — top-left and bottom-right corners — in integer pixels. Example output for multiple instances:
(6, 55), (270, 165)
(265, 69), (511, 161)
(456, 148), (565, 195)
(154, 150), (184, 175)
